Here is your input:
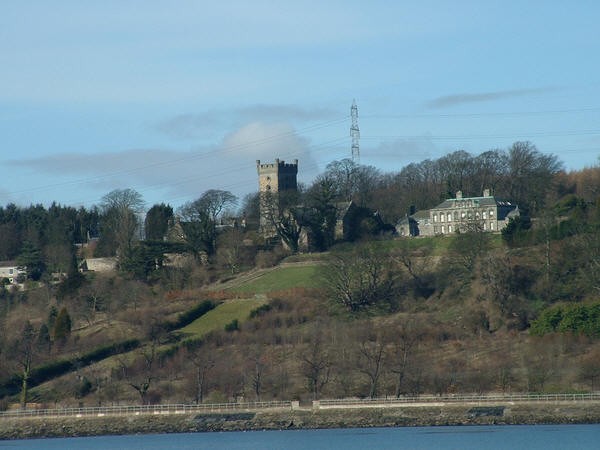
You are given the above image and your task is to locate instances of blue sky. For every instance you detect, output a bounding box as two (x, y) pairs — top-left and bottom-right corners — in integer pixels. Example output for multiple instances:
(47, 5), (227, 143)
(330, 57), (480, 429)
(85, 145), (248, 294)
(2, 1), (600, 210)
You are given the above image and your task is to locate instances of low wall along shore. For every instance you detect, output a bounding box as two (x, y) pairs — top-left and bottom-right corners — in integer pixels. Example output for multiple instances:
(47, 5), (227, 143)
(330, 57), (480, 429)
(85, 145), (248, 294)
(2, 396), (600, 440)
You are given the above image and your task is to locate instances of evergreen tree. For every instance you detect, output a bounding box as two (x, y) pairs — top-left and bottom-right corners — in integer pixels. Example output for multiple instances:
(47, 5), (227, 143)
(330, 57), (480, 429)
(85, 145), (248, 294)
(53, 307), (72, 342)
(144, 203), (173, 241)
(37, 323), (52, 352)
(16, 240), (45, 281)
(47, 306), (58, 331)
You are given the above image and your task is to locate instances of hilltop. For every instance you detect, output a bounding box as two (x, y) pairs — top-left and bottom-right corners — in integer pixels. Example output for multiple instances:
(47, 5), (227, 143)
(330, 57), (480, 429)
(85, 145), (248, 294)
(1, 149), (600, 408)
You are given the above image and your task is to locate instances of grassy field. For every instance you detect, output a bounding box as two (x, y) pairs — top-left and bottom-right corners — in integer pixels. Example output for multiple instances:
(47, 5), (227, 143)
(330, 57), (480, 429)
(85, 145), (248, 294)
(229, 265), (324, 294)
(180, 298), (267, 338)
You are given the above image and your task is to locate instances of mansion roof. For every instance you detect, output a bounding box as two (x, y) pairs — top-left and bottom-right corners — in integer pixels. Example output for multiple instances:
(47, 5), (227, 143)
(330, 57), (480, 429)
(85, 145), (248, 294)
(433, 195), (515, 210)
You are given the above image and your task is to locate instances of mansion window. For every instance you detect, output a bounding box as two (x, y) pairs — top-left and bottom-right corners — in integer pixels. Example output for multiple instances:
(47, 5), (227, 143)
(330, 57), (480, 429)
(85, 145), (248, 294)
(447, 213), (452, 222)
(483, 211), (487, 219)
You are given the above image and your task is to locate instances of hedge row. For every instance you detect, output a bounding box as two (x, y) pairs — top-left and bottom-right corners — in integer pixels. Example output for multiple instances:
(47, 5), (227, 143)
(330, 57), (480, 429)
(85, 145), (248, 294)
(1, 301), (217, 400)
(0, 339), (141, 399)
(165, 300), (217, 331)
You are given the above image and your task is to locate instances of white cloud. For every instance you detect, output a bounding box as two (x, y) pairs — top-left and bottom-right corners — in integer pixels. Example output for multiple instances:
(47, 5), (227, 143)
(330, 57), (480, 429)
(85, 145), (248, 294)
(220, 122), (311, 161)
(6, 121), (318, 207)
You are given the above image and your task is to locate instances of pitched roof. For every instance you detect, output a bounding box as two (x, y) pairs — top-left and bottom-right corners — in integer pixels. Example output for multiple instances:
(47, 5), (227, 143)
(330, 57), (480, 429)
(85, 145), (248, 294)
(433, 195), (514, 209)
(410, 209), (430, 221)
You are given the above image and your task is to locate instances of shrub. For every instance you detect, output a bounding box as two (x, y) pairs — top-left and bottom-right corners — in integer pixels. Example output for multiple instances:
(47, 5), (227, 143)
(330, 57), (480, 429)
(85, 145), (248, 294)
(530, 303), (600, 337)
(249, 303), (272, 318)
(224, 319), (239, 332)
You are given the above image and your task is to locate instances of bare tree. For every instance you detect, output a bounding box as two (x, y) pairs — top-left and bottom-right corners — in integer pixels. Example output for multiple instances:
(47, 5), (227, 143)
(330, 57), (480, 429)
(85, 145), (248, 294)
(579, 348), (600, 391)
(506, 141), (562, 214)
(393, 241), (434, 298)
(324, 244), (396, 312)
(10, 321), (38, 408)
(299, 325), (332, 400)
(216, 227), (247, 274)
(117, 307), (167, 405)
(473, 149), (508, 196)
(178, 189), (237, 256)
(247, 345), (269, 402)
(449, 221), (491, 278)
(523, 337), (559, 392)
(354, 323), (387, 398)
(323, 158), (360, 202)
(389, 319), (421, 397)
(189, 346), (215, 404)
(118, 342), (157, 405)
(259, 189), (304, 253)
(99, 188), (145, 259)
(437, 150), (478, 197)
(490, 352), (516, 393)
(572, 231), (600, 295)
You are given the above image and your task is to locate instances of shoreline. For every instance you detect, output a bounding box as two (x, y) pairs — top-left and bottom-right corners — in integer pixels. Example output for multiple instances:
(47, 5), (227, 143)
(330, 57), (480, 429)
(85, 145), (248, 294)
(2, 402), (600, 440)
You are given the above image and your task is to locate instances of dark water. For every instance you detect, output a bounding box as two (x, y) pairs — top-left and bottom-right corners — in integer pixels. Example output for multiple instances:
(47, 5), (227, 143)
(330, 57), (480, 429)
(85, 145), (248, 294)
(1, 425), (599, 449)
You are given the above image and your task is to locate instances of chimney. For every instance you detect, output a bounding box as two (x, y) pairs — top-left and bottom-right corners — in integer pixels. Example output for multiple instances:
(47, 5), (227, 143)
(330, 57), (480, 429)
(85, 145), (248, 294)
(456, 191), (463, 199)
(483, 188), (491, 197)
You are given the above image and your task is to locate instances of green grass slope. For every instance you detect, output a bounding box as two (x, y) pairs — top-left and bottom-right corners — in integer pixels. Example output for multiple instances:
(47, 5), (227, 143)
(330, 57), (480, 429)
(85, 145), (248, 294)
(179, 298), (267, 338)
(228, 265), (323, 295)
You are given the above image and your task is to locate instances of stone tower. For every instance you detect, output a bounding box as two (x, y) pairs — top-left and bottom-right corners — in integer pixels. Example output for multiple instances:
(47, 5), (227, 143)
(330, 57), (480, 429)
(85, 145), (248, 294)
(256, 158), (298, 236)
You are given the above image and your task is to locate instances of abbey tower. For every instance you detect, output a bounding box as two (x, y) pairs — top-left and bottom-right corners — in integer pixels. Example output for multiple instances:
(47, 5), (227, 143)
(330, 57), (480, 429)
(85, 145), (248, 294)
(256, 158), (298, 236)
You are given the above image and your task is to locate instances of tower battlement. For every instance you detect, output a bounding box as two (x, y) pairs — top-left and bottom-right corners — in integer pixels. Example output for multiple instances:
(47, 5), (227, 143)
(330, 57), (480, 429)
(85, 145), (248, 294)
(256, 158), (298, 173)
(256, 159), (298, 193)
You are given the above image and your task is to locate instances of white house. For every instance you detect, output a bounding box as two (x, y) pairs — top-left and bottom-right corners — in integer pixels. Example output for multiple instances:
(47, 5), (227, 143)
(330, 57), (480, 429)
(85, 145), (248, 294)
(0, 261), (25, 285)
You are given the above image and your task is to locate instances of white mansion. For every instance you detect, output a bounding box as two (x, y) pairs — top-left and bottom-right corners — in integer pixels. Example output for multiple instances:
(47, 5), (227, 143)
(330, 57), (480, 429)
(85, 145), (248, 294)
(396, 189), (519, 237)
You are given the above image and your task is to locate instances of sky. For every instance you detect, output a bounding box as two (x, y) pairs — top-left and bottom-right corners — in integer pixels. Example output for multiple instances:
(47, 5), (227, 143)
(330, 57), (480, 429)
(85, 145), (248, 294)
(2, 1), (600, 211)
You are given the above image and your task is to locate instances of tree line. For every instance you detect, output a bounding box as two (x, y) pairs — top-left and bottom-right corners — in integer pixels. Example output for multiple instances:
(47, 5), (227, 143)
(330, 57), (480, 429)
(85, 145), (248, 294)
(0, 141), (586, 285)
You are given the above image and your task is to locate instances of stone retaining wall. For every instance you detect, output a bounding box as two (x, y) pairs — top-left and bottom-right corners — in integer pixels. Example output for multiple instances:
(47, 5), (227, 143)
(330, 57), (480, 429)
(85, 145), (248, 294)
(2, 402), (600, 440)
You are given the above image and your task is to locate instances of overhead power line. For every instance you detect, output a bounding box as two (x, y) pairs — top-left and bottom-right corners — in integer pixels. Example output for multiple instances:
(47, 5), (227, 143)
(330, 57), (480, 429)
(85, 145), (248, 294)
(362, 129), (600, 141)
(362, 106), (600, 120)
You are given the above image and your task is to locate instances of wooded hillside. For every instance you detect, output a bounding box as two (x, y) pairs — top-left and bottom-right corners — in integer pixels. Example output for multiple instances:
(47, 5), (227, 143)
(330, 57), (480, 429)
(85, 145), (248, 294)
(2, 143), (600, 407)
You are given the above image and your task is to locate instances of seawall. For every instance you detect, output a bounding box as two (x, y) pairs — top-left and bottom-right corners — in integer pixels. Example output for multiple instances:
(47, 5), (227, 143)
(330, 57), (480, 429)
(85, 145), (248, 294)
(2, 402), (600, 440)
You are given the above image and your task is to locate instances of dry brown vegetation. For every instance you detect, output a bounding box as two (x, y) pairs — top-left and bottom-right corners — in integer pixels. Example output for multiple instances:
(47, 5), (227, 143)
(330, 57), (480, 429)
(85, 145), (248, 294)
(2, 243), (600, 409)
(2, 157), (600, 408)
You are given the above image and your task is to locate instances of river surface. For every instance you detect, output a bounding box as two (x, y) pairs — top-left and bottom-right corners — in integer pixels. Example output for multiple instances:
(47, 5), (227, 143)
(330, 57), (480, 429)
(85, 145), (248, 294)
(1, 424), (599, 449)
